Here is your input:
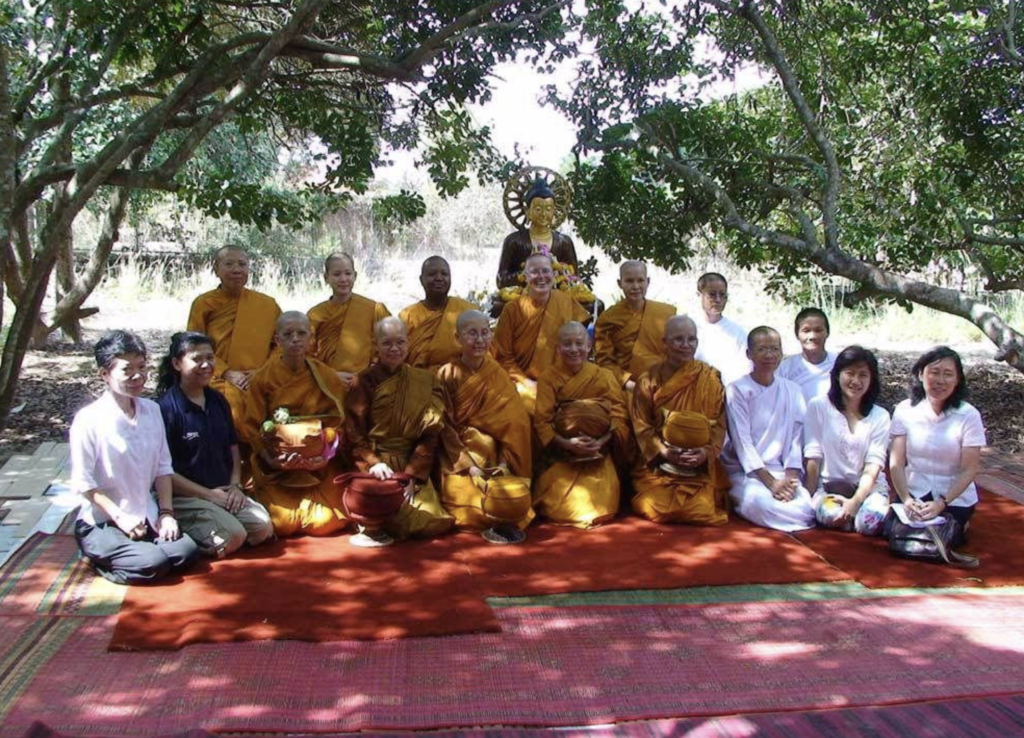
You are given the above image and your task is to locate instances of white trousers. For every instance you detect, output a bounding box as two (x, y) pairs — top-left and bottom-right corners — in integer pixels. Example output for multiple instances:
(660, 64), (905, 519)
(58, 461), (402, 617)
(728, 472), (816, 532)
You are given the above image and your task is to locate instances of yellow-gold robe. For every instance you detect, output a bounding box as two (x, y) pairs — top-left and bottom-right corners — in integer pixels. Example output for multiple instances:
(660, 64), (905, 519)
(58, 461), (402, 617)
(241, 356), (348, 537)
(534, 362), (630, 528)
(630, 359), (730, 526)
(345, 363), (454, 539)
(437, 356), (533, 531)
(308, 295), (391, 376)
(491, 290), (589, 413)
(594, 299), (676, 387)
(399, 296), (479, 370)
(187, 287), (281, 426)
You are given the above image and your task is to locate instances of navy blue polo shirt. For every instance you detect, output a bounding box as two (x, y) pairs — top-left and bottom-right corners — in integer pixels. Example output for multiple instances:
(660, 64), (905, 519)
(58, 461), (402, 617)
(157, 384), (237, 489)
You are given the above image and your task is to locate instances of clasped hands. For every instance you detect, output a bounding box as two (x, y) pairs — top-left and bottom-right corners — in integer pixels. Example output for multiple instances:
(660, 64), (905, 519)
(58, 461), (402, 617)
(904, 497), (945, 522)
(369, 462), (418, 503)
(768, 476), (800, 502)
(115, 513), (180, 542)
(559, 434), (608, 458)
(211, 483), (247, 513)
(661, 443), (707, 468)
(224, 369), (253, 390)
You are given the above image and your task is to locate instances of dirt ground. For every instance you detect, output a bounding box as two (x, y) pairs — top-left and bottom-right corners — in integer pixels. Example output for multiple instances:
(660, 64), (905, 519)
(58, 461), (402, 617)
(1, 331), (1022, 464)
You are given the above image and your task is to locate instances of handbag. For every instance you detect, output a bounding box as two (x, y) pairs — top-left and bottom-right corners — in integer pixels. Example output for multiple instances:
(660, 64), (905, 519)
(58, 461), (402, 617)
(885, 512), (979, 569)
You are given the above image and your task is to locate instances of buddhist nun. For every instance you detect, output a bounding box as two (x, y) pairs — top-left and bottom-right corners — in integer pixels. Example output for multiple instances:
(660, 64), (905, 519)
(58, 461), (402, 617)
(399, 256), (479, 370)
(533, 321), (630, 528)
(307, 252), (391, 392)
(720, 326), (816, 532)
(344, 317), (454, 544)
(187, 245), (281, 425)
(777, 307), (838, 404)
(594, 260), (676, 391)
(492, 251), (589, 413)
(692, 272), (751, 388)
(241, 312), (348, 537)
(437, 310), (535, 544)
(630, 315), (730, 526)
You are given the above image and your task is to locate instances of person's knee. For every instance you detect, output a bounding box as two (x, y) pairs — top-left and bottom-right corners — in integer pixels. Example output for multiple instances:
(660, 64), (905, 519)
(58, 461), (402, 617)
(118, 547), (175, 584)
(239, 504), (276, 546)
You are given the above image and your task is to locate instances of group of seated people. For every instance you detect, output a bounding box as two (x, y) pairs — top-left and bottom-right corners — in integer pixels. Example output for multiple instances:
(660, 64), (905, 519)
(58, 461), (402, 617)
(68, 245), (987, 584)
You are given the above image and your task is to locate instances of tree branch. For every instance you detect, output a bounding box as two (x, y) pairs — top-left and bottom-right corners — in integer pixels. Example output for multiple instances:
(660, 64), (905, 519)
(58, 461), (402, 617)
(398, 0), (530, 71)
(637, 121), (1024, 370)
(998, 0), (1024, 66)
(733, 0), (842, 251)
(153, 0), (330, 182)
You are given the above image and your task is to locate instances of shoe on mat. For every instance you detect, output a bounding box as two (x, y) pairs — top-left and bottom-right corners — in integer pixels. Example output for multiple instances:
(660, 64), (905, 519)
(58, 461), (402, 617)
(349, 529), (395, 548)
(481, 525), (527, 545)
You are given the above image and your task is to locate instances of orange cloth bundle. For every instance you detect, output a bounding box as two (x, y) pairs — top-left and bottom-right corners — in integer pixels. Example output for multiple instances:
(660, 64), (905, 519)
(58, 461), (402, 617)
(553, 399), (612, 439)
(662, 410), (711, 449)
(334, 472), (412, 526)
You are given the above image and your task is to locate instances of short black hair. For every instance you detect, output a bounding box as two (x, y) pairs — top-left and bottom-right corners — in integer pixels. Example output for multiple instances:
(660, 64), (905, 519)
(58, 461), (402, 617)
(746, 325), (779, 351)
(697, 272), (728, 292)
(828, 345), (880, 414)
(157, 331), (215, 395)
(794, 307), (830, 336)
(910, 345), (967, 412)
(94, 330), (147, 370)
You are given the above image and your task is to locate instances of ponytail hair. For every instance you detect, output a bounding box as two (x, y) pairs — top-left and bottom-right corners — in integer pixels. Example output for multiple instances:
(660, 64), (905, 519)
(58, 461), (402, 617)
(157, 331), (216, 396)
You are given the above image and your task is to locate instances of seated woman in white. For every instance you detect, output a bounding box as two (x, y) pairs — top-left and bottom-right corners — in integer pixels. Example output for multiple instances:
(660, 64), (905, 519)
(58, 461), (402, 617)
(721, 326), (815, 532)
(889, 346), (986, 545)
(777, 307), (837, 404)
(804, 346), (890, 536)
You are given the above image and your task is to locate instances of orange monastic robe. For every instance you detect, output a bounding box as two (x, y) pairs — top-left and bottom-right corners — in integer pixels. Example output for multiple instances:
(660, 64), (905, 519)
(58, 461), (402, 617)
(491, 290), (589, 413)
(630, 359), (730, 526)
(345, 363), (454, 539)
(400, 296), (479, 370)
(241, 356), (349, 537)
(187, 287), (281, 426)
(594, 299), (676, 387)
(308, 295), (390, 376)
(437, 355), (533, 531)
(534, 362), (630, 528)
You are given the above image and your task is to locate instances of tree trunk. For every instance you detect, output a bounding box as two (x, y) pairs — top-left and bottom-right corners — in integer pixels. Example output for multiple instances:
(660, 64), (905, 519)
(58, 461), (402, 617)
(0, 44), (15, 335)
(43, 154), (140, 344)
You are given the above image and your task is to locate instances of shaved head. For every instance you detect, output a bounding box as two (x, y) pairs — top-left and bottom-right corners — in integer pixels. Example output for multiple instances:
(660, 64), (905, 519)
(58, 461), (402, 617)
(375, 316), (408, 342)
(747, 325), (780, 351)
(324, 252), (355, 273)
(420, 255), (449, 275)
(665, 314), (696, 336)
(558, 321), (588, 342)
(276, 310), (309, 332)
(456, 309), (490, 333)
(214, 244), (247, 266)
(619, 260), (648, 278)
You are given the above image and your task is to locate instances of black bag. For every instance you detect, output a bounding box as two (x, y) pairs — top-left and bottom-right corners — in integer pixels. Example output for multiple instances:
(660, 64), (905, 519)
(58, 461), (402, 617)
(885, 513), (979, 568)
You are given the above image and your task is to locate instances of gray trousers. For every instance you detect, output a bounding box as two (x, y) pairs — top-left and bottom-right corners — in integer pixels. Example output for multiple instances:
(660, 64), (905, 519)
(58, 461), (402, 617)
(173, 494), (274, 558)
(75, 519), (199, 585)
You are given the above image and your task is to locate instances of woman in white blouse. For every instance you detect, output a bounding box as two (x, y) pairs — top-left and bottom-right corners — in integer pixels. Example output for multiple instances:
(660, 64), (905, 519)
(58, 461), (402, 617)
(889, 346), (986, 544)
(804, 346), (891, 535)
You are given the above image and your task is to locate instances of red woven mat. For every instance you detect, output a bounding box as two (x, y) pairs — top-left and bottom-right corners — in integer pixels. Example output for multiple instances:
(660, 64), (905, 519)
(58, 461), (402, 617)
(110, 516), (847, 650)
(19, 693), (1024, 738)
(109, 534), (500, 650)
(456, 515), (848, 598)
(795, 490), (1024, 589)
(8, 594), (1024, 735)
